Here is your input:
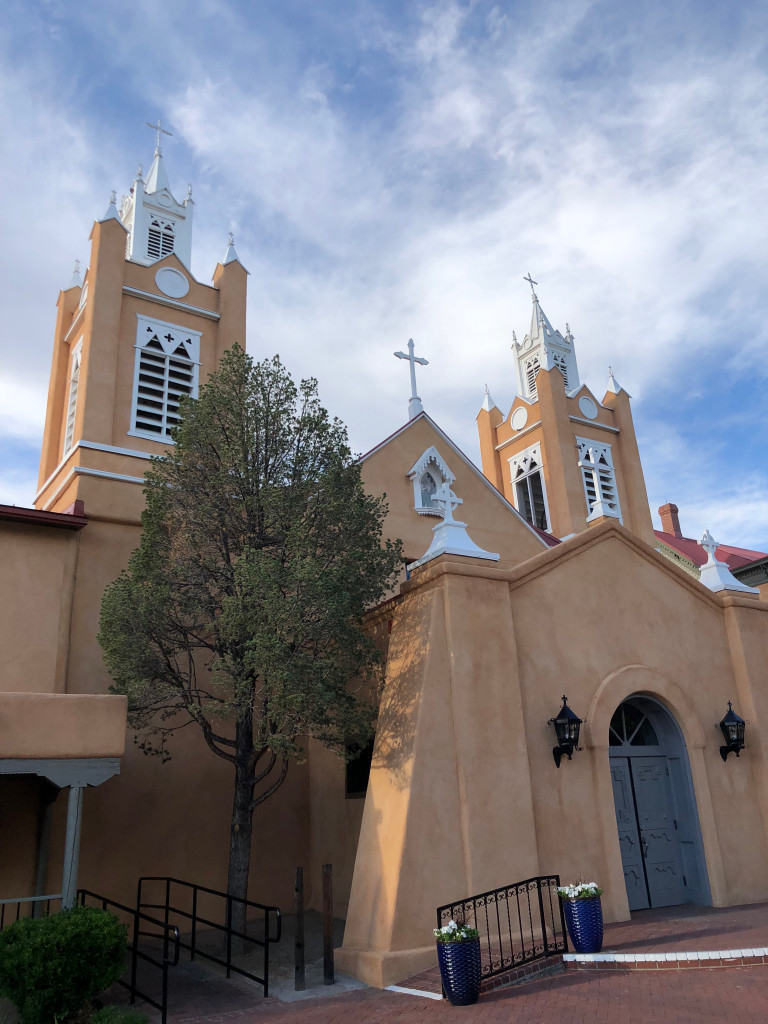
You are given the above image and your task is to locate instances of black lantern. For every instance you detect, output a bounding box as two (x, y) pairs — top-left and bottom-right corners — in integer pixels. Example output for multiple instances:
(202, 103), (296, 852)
(719, 701), (746, 762)
(548, 695), (584, 768)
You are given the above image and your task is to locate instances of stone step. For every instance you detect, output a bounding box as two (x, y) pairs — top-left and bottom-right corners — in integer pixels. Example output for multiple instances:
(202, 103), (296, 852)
(564, 948), (768, 971)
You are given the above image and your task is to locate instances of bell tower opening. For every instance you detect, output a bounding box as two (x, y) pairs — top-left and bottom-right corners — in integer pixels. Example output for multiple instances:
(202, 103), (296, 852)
(609, 696), (710, 911)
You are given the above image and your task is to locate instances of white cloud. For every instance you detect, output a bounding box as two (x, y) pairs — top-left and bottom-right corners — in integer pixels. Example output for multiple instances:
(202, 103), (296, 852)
(0, 0), (766, 546)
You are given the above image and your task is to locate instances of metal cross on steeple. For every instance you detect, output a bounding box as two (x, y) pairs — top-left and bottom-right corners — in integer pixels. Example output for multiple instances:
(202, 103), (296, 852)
(523, 272), (538, 298)
(146, 118), (173, 154)
(394, 338), (429, 419)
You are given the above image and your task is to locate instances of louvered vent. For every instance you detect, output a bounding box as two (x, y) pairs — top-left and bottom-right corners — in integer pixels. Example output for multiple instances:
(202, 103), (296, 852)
(576, 437), (622, 520)
(63, 347), (82, 456)
(134, 335), (194, 437)
(554, 353), (569, 389)
(147, 220), (175, 261)
(525, 358), (540, 398)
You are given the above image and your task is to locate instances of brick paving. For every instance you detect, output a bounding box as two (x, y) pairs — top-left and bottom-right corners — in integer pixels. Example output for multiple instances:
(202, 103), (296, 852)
(139, 902), (768, 1023)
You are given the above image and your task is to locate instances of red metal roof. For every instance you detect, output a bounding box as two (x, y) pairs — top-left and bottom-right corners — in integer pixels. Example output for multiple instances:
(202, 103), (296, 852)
(654, 530), (767, 570)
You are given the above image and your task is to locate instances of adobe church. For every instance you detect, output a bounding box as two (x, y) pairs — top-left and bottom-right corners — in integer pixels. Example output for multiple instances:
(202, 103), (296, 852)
(1, 136), (768, 988)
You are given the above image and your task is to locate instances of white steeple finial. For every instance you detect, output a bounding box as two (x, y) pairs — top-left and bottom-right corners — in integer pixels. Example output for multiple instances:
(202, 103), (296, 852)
(223, 232), (243, 266)
(606, 366), (622, 394)
(69, 259), (82, 289)
(394, 338), (429, 419)
(146, 118), (173, 155)
(523, 271), (538, 298)
(697, 529), (759, 595)
(407, 480), (500, 571)
(136, 164), (143, 181)
(480, 384), (496, 412)
(100, 190), (121, 222)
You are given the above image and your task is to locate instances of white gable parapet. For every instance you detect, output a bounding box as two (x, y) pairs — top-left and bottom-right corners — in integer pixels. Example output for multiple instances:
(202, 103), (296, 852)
(698, 530), (760, 595)
(407, 481), (499, 571)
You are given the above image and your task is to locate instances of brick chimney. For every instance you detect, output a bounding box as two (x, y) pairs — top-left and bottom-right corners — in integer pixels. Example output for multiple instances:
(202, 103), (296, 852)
(659, 503), (683, 538)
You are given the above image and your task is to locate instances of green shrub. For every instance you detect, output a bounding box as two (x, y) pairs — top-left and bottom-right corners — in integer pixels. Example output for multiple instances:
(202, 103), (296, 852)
(90, 1007), (149, 1024)
(0, 906), (127, 1024)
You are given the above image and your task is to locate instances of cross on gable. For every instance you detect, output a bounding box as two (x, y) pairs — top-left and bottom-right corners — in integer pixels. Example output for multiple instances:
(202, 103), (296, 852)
(434, 481), (462, 523)
(699, 529), (720, 564)
(164, 332), (174, 344)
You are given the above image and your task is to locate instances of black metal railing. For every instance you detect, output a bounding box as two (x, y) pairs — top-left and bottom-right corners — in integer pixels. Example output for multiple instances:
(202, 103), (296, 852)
(137, 876), (282, 997)
(78, 889), (180, 1024)
(0, 894), (62, 930)
(436, 874), (567, 981)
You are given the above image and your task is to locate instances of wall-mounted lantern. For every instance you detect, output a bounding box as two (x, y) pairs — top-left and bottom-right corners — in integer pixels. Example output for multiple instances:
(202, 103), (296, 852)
(548, 695), (584, 768)
(719, 701), (746, 762)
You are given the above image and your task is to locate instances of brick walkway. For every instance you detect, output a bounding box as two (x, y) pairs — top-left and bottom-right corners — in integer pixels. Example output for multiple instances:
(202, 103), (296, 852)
(144, 903), (768, 1023)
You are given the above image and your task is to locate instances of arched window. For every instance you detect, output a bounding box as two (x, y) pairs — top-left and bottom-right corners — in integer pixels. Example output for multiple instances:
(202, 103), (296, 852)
(147, 219), (175, 261)
(609, 702), (659, 747)
(508, 443), (550, 530)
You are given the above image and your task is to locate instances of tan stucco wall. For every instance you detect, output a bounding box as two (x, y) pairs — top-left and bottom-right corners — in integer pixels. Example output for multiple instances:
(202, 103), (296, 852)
(476, 365), (655, 545)
(339, 523), (768, 986)
(0, 523), (79, 694)
(0, 693), (126, 758)
(360, 414), (547, 569)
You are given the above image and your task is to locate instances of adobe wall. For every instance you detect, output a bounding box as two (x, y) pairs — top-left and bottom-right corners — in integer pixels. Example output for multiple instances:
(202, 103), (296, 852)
(0, 522), (79, 694)
(339, 523), (768, 987)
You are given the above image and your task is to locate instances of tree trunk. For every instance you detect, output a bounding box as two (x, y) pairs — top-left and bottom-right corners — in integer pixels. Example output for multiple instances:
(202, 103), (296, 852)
(228, 745), (255, 948)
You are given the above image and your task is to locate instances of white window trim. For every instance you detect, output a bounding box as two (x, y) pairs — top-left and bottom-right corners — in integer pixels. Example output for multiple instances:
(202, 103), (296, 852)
(575, 435), (622, 523)
(406, 446), (455, 517)
(508, 441), (550, 531)
(130, 314), (201, 442)
(63, 338), (83, 457)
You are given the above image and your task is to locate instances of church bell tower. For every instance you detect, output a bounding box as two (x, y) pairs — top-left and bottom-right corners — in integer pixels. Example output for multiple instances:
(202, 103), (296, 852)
(477, 277), (654, 544)
(35, 124), (248, 523)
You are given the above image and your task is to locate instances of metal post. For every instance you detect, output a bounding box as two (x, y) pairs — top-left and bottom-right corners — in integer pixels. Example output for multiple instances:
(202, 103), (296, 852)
(61, 784), (84, 909)
(322, 863), (334, 985)
(225, 896), (233, 979)
(294, 867), (305, 991)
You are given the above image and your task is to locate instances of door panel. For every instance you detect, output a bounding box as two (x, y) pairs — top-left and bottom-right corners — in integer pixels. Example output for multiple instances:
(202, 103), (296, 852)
(631, 757), (687, 908)
(610, 758), (649, 911)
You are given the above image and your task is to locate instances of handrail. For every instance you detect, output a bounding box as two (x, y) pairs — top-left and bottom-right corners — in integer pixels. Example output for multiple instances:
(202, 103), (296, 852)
(137, 876), (281, 996)
(78, 888), (180, 1024)
(436, 874), (567, 983)
(0, 893), (63, 904)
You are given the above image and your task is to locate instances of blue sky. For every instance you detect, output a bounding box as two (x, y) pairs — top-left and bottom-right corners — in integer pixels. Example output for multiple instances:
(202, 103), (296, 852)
(1, 0), (767, 550)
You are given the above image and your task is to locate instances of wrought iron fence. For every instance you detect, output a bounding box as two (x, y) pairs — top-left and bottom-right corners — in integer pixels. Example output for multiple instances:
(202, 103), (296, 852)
(0, 893), (62, 930)
(436, 874), (567, 981)
(137, 876), (282, 997)
(78, 888), (180, 1024)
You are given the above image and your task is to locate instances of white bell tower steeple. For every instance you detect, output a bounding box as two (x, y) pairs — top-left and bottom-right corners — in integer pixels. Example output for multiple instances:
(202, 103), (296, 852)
(512, 274), (580, 401)
(119, 119), (194, 268)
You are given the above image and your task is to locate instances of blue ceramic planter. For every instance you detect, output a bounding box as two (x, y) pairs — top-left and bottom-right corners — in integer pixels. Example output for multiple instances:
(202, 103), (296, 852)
(436, 938), (482, 1006)
(562, 897), (603, 953)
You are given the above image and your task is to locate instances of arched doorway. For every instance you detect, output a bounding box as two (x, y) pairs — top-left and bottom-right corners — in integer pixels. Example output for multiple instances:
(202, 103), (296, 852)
(609, 696), (710, 911)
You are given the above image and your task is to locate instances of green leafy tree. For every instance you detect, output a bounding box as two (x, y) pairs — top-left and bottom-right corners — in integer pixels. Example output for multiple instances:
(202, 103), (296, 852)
(99, 347), (402, 918)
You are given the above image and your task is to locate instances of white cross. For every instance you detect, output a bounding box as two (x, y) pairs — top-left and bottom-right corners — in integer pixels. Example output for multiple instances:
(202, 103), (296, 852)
(146, 118), (173, 153)
(523, 272), (538, 297)
(699, 529), (720, 564)
(434, 481), (462, 523)
(394, 338), (429, 416)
